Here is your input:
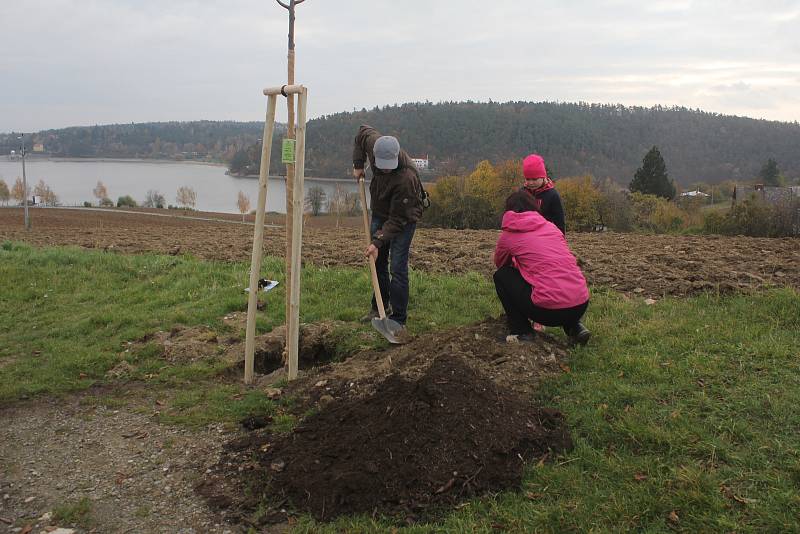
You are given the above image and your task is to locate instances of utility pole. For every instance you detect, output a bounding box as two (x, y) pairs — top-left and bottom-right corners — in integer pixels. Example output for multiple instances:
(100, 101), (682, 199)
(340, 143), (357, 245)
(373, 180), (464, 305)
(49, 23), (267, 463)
(18, 134), (30, 230)
(276, 0), (306, 333)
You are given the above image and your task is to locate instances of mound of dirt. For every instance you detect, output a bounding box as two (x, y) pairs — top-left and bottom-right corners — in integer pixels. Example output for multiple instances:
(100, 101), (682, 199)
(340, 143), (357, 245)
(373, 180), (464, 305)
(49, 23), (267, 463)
(199, 319), (573, 524)
(259, 354), (570, 521)
(282, 317), (569, 407)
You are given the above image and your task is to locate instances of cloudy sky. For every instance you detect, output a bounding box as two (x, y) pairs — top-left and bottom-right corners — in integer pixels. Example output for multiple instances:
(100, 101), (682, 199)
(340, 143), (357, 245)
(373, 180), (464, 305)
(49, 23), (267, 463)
(2, 0), (799, 132)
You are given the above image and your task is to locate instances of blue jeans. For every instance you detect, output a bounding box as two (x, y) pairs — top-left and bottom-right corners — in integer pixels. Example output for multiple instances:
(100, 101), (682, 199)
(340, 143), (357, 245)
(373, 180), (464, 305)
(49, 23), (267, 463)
(370, 216), (416, 325)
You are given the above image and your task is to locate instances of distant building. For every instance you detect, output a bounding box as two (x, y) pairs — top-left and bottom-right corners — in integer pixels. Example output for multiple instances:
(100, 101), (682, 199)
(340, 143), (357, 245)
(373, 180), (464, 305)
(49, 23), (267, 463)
(33, 143), (44, 153)
(411, 155), (429, 171)
(733, 184), (800, 205)
(680, 190), (710, 198)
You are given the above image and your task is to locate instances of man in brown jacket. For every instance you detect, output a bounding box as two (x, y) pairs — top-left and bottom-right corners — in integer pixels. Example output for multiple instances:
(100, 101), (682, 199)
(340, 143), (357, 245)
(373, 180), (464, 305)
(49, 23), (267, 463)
(353, 125), (425, 333)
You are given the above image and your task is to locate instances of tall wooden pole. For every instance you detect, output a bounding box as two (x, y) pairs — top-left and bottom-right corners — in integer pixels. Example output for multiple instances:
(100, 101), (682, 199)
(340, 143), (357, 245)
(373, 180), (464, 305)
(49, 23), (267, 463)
(287, 87), (308, 380)
(276, 0), (305, 349)
(19, 134), (30, 230)
(244, 94), (278, 384)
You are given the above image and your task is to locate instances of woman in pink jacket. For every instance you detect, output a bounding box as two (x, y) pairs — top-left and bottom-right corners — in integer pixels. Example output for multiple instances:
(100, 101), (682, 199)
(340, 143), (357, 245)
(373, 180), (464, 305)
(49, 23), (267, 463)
(493, 191), (591, 345)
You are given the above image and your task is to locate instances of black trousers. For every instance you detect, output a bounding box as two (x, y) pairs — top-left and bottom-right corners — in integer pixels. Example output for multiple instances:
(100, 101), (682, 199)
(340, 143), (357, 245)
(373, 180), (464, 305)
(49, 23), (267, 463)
(493, 265), (588, 335)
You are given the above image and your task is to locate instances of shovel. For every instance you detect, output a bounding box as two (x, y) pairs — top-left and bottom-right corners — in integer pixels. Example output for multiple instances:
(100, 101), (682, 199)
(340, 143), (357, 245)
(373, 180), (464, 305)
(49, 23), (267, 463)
(357, 177), (403, 344)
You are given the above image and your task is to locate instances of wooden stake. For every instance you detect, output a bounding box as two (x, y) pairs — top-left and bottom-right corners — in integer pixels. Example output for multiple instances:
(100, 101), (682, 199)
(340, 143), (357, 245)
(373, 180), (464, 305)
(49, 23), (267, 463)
(244, 94), (278, 384)
(287, 87), (308, 381)
(285, 50), (296, 343)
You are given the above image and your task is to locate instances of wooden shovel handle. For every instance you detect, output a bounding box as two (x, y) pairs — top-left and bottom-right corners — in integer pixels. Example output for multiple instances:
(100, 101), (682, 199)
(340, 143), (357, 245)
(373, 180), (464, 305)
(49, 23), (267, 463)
(358, 178), (387, 320)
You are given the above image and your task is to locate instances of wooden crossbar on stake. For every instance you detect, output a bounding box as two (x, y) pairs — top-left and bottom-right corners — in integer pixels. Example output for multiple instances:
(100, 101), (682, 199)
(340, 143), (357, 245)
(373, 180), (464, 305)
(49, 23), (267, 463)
(244, 85), (307, 384)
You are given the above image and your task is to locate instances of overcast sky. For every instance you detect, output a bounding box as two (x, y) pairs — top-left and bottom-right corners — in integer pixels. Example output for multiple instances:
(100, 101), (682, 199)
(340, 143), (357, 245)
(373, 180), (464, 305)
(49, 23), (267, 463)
(2, 0), (799, 133)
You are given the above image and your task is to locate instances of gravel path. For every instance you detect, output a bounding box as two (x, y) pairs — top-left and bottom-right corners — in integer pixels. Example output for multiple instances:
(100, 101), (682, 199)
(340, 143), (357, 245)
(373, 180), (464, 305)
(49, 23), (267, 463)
(0, 393), (243, 533)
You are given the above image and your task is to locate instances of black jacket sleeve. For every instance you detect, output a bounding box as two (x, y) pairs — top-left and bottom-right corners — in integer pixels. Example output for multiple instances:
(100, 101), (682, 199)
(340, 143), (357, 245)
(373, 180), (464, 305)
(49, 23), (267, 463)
(538, 189), (566, 235)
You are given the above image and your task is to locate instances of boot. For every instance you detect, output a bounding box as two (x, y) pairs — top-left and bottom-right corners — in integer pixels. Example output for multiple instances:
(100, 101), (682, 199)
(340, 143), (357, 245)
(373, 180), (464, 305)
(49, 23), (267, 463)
(566, 323), (591, 346)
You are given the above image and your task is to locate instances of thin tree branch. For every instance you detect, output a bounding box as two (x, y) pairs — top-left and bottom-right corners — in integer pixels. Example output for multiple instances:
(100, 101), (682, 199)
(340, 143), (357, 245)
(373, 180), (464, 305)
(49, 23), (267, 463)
(295, 0), (306, 4)
(276, 0), (290, 9)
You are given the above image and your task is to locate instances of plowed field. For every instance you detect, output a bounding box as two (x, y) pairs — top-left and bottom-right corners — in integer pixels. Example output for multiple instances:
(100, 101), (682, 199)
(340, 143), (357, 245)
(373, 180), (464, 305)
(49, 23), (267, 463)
(2, 207), (798, 298)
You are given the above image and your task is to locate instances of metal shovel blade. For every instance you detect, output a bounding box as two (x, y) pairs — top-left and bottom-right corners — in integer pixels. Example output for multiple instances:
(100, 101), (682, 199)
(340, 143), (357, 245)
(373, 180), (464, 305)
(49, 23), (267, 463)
(371, 316), (404, 344)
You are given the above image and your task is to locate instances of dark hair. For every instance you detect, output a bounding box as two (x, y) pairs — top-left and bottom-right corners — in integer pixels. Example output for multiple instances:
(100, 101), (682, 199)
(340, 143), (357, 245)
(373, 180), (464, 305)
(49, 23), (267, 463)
(504, 190), (540, 213)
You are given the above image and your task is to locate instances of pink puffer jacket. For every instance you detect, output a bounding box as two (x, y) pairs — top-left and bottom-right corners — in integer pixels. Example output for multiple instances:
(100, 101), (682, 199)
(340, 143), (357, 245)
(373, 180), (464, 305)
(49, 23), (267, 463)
(494, 210), (589, 309)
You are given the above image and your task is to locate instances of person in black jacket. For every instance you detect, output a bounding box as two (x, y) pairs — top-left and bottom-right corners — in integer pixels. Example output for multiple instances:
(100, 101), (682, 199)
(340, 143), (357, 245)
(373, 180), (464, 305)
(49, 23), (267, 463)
(521, 154), (565, 235)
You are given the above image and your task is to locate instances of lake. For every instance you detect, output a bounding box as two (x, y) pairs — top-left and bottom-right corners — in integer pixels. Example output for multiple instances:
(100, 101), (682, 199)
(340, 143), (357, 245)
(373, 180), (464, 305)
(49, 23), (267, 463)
(0, 158), (358, 214)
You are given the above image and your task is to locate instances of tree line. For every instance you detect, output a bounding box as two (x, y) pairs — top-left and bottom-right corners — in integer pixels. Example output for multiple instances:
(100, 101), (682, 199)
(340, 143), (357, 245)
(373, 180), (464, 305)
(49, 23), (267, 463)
(4, 102), (800, 186)
(422, 146), (799, 237)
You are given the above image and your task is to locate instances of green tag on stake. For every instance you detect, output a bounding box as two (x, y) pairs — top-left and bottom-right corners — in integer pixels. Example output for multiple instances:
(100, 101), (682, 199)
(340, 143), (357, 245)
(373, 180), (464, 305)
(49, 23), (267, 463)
(281, 138), (296, 163)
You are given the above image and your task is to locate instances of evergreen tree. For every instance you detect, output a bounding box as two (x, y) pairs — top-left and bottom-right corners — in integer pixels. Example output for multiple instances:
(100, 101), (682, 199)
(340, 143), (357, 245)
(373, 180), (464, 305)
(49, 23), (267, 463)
(229, 149), (251, 175)
(758, 158), (781, 186)
(629, 146), (675, 199)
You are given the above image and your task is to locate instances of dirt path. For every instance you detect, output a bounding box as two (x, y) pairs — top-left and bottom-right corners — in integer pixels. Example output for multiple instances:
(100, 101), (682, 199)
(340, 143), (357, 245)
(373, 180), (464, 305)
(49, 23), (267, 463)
(0, 392), (242, 533)
(1, 208), (798, 298)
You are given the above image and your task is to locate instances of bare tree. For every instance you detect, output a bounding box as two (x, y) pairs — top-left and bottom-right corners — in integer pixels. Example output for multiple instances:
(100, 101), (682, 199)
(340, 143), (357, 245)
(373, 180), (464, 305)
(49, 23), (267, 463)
(44, 187), (59, 207)
(328, 184), (348, 227)
(143, 190), (166, 208)
(93, 181), (109, 206)
(11, 177), (27, 205)
(33, 180), (48, 204)
(0, 179), (9, 205)
(305, 186), (326, 216)
(237, 191), (251, 222)
(276, 0), (308, 330)
(344, 191), (361, 216)
(176, 186), (197, 209)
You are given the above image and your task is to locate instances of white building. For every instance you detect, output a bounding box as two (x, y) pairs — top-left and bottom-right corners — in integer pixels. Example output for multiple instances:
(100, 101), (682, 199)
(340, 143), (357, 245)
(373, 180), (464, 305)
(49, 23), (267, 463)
(411, 155), (429, 171)
(680, 190), (710, 198)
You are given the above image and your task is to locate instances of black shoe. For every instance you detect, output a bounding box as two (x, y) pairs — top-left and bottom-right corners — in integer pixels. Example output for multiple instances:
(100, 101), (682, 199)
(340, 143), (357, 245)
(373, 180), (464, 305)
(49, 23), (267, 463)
(566, 323), (591, 346)
(518, 332), (537, 343)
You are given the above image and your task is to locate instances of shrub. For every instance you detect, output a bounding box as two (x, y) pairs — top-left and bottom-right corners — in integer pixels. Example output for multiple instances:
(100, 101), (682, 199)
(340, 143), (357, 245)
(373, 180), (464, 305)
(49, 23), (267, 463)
(425, 175), (497, 229)
(99, 197), (115, 207)
(117, 195), (137, 208)
(558, 175), (602, 231)
(629, 192), (690, 233)
(703, 198), (800, 237)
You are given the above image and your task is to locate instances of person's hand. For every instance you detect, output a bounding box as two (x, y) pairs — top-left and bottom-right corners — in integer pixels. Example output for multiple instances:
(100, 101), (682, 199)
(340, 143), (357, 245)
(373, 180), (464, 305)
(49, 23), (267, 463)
(364, 244), (378, 260)
(353, 167), (365, 180)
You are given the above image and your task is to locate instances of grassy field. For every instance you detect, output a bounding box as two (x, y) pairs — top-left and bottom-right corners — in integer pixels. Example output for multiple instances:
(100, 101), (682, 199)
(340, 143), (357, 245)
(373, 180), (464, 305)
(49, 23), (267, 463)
(2, 242), (799, 532)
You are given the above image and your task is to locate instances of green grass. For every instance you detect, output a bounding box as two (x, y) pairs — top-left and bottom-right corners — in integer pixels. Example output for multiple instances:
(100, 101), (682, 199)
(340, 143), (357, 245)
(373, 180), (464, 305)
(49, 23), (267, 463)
(2, 242), (799, 532)
(52, 496), (93, 527)
(0, 243), (499, 422)
(291, 289), (800, 533)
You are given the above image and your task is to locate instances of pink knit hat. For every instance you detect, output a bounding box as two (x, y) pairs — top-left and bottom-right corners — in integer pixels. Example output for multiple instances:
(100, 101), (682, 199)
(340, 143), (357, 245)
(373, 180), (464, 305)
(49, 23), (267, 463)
(523, 154), (547, 179)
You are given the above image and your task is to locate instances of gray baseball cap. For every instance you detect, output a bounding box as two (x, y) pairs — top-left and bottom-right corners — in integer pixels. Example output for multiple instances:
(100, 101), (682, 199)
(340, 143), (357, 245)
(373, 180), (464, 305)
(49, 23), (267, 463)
(374, 136), (400, 170)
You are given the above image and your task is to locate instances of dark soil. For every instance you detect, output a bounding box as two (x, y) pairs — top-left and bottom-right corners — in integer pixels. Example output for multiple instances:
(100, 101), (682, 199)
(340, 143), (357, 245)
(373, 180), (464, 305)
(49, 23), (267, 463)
(201, 351), (572, 524)
(188, 315), (572, 525)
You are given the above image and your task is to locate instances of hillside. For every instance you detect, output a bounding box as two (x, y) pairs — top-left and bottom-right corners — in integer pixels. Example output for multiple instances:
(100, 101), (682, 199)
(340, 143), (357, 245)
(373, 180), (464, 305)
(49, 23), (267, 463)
(4, 102), (800, 185)
(305, 102), (800, 185)
(0, 121), (275, 164)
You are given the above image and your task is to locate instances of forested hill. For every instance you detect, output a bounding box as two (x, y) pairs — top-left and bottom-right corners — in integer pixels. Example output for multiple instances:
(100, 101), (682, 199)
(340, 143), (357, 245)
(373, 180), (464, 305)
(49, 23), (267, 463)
(4, 103), (799, 184)
(0, 121), (273, 163)
(305, 102), (800, 185)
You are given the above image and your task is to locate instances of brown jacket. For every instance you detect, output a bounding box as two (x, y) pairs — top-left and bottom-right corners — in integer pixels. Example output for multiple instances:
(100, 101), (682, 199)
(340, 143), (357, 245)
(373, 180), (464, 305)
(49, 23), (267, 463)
(353, 125), (424, 248)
